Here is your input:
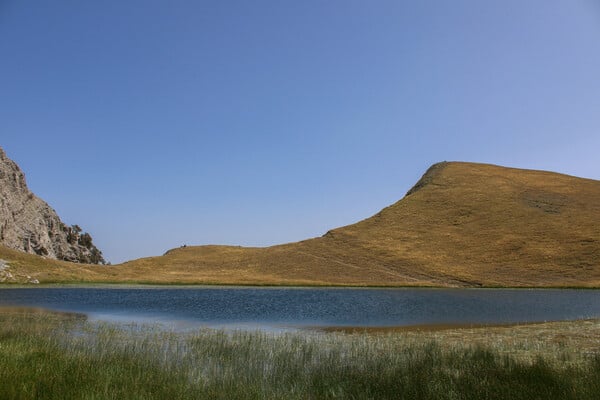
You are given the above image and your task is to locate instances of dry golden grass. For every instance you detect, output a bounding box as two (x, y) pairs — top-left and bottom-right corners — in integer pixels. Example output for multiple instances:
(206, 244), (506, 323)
(319, 319), (600, 366)
(2, 162), (600, 286)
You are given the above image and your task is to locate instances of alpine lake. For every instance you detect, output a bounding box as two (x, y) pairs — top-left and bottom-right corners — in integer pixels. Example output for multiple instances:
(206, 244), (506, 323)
(1, 286), (599, 331)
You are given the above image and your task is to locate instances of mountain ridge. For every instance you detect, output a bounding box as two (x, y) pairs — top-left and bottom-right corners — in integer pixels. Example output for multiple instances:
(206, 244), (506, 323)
(119, 161), (600, 287)
(1, 160), (599, 287)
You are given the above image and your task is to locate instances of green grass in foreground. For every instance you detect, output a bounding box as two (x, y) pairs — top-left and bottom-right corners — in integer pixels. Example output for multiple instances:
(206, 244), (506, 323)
(1, 312), (599, 399)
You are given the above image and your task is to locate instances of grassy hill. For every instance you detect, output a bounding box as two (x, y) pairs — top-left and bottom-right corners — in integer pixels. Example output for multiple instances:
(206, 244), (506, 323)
(2, 162), (600, 287)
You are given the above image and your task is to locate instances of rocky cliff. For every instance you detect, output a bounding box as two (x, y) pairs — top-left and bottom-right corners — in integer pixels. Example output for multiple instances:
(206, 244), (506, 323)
(0, 147), (104, 264)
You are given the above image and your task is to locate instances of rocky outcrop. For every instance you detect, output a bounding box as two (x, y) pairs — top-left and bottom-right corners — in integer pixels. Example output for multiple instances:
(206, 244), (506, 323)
(0, 147), (104, 264)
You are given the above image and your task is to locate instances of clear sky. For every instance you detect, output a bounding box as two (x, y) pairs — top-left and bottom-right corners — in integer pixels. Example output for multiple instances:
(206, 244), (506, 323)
(1, 1), (600, 263)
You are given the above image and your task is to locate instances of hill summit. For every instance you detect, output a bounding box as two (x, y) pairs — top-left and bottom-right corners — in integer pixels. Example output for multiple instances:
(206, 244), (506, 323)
(0, 147), (104, 264)
(119, 161), (600, 287)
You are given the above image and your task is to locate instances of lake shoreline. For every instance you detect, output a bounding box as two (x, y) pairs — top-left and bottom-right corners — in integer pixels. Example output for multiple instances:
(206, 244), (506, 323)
(2, 282), (600, 289)
(309, 319), (600, 333)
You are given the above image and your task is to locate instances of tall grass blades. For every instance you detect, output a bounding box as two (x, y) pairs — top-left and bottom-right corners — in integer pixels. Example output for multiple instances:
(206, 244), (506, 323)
(0, 312), (599, 399)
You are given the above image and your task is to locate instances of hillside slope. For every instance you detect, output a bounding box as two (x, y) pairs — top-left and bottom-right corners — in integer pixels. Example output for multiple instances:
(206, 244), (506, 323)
(2, 162), (600, 287)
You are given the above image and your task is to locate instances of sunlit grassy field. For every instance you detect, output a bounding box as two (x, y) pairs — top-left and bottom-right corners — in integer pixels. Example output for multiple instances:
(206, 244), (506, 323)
(1, 309), (599, 399)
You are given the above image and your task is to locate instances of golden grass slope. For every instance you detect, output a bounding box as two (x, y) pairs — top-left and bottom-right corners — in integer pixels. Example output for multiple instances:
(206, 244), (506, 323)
(2, 162), (600, 286)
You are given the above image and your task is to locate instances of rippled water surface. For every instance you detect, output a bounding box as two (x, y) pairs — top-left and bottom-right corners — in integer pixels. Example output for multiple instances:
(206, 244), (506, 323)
(1, 287), (599, 331)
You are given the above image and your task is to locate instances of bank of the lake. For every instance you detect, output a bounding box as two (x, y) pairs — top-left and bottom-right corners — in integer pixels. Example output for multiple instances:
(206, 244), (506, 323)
(1, 309), (599, 400)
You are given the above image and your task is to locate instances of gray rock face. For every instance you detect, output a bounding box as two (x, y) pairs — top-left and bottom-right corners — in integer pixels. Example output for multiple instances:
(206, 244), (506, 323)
(0, 147), (104, 264)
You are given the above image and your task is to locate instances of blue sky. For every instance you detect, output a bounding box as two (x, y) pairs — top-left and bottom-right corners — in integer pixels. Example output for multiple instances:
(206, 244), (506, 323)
(1, 1), (599, 263)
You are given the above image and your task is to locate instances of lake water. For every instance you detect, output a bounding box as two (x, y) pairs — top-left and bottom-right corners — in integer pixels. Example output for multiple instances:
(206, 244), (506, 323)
(1, 287), (599, 331)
